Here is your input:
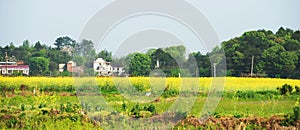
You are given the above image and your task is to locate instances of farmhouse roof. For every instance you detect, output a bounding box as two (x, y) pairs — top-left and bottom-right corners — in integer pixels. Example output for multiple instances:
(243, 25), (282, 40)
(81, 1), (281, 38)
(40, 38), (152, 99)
(94, 58), (109, 63)
(0, 65), (29, 69)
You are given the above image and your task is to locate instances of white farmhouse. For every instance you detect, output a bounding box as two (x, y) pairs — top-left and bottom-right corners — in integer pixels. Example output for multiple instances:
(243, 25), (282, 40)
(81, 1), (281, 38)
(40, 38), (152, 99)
(112, 67), (125, 76)
(94, 58), (112, 76)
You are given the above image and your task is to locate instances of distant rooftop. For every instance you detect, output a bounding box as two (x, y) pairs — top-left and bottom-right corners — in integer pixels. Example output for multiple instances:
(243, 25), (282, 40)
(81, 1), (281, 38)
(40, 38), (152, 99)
(0, 65), (29, 69)
(94, 58), (110, 63)
(0, 62), (16, 64)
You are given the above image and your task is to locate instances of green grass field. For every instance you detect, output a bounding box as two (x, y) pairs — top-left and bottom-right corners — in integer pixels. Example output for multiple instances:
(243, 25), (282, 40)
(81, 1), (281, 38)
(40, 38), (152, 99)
(0, 77), (299, 129)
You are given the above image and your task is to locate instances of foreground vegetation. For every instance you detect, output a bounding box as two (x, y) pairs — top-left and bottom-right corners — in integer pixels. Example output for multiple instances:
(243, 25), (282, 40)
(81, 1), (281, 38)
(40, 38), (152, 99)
(0, 77), (299, 129)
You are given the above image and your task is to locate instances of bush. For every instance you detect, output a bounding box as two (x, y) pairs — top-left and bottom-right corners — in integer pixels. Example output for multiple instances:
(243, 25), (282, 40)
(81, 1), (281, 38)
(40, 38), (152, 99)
(139, 111), (152, 118)
(295, 86), (300, 93)
(146, 104), (156, 114)
(281, 106), (299, 126)
(38, 103), (46, 108)
(236, 91), (256, 98)
(174, 111), (187, 121)
(162, 89), (179, 98)
(20, 104), (25, 111)
(7, 117), (18, 128)
(277, 84), (293, 95)
(121, 102), (127, 111)
(130, 104), (156, 118)
(293, 106), (299, 121)
(133, 84), (146, 92)
(130, 104), (141, 118)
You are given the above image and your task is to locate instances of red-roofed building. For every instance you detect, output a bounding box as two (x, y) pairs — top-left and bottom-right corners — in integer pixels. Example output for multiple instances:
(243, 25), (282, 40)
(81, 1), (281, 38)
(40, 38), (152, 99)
(59, 61), (84, 73)
(0, 62), (29, 75)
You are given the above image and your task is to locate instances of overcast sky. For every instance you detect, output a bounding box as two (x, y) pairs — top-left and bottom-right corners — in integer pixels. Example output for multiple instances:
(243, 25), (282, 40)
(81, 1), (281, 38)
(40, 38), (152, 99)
(1, 0), (299, 53)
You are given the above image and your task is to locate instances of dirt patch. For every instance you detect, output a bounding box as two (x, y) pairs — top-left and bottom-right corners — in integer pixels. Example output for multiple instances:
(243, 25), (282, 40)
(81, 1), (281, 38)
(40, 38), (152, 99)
(179, 116), (299, 129)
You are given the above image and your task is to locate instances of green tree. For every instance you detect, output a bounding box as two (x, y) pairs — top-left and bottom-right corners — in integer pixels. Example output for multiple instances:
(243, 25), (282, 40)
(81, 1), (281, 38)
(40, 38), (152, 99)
(129, 53), (151, 76)
(276, 27), (293, 38)
(22, 40), (30, 49)
(29, 57), (50, 76)
(0, 50), (3, 61)
(292, 30), (300, 42)
(186, 52), (211, 77)
(221, 29), (279, 76)
(9, 42), (15, 51)
(73, 39), (96, 76)
(54, 36), (75, 50)
(17, 40), (34, 64)
(97, 49), (112, 62)
(122, 52), (139, 73)
(34, 41), (46, 50)
(261, 44), (298, 78)
(294, 50), (300, 78)
(49, 61), (58, 72)
(145, 48), (156, 56)
(150, 49), (177, 68)
(112, 56), (126, 67)
(283, 39), (300, 51)
(278, 51), (298, 77)
(164, 45), (186, 61)
(150, 48), (179, 77)
(47, 48), (71, 66)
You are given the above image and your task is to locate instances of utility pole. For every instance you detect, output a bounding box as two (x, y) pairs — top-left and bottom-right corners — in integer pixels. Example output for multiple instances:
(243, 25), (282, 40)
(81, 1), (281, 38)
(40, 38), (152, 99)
(5, 52), (8, 75)
(195, 68), (199, 77)
(155, 60), (159, 69)
(213, 63), (217, 77)
(250, 55), (254, 77)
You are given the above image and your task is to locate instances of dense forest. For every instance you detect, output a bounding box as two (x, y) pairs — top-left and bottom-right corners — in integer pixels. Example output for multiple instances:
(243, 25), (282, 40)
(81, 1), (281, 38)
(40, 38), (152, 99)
(0, 27), (300, 78)
(222, 27), (300, 78)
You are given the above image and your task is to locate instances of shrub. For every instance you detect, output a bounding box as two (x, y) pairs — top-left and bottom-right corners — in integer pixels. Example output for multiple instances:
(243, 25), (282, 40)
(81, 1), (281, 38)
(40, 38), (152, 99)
(295, 86), (300, 93)
(162, 89), (179, 98)
(130, 104), (156, 118)
(20, 104), (25, 111)
(139, 111), (152, 118)
(293, 106), (299, 121)
(133, 84), (146, 92)
(130, 104), (141, 118)
(95, 105), (104, 111)
(146, 104), (156, 114)
(121, 102), (127, 111)
(281, 106), (299, 126)
(38, 103), (46, 108)
(7, 117), (18, 128)
(174, 111), (187, 121)
(236, 91), (256, 98)
(277, 84), (293, 95)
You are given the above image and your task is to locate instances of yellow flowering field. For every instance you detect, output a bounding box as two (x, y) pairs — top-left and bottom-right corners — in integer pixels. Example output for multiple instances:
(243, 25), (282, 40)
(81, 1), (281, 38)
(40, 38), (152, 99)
(0, 76), (299, 92)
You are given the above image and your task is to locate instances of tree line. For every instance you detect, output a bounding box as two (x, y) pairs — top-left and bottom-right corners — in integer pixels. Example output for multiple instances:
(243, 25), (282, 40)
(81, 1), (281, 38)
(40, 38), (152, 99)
(221, 27), (300, 78)
(1, 27), (300, 78)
